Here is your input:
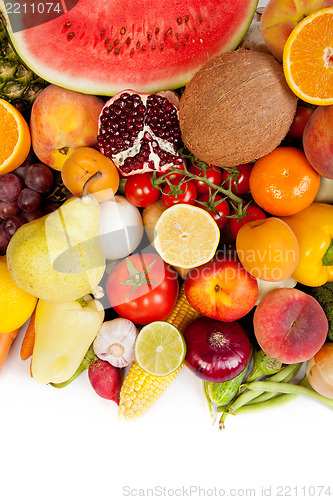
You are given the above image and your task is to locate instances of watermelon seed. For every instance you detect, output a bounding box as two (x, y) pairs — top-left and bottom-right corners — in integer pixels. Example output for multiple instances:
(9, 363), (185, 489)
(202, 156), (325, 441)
(155, 28), (160, 35)
(185, 15), (189, 22)
(126, 37), (131, 45)
(115, 48), (120, 55)
(199, 16), (203, 23)
(64, 22), (71, 28)
(175, 44), (178, 50)
(100, 29), (105, 37)
(120, 27), (126, 35)
(68, 33), (75, 39)
(147, 34), (152, 42)
(177, 17), (182, 25)
(104, 38), (109, 45)
(114, 39), (120, 46)
(166, 28), (172, 36)
(107, 47), (113, 52)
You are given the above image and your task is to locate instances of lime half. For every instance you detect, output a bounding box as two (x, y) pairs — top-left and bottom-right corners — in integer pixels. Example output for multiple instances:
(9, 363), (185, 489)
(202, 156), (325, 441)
(135, 321), (186, 377)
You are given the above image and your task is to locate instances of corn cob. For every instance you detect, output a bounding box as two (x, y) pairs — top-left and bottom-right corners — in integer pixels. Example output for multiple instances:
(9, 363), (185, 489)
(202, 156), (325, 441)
(118, 283), (201, 419)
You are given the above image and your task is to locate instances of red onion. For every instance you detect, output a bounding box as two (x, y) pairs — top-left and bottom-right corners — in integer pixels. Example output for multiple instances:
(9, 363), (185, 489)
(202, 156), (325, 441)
(183, 317), (251, 383)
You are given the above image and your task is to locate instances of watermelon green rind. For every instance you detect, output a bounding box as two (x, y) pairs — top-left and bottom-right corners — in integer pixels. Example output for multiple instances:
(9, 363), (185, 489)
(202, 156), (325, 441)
(0, 0), (259, 95)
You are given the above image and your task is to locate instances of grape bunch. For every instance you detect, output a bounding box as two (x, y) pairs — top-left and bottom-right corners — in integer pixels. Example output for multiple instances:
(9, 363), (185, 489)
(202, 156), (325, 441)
(0, 162), (60, 254)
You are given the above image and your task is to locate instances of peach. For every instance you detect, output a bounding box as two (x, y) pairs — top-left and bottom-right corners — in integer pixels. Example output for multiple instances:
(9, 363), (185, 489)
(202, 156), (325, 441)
(303, 105), (333, 180)
(30, 85), (104, 171)
(253, 288), (328, 363)
(261, 0), (333, 61)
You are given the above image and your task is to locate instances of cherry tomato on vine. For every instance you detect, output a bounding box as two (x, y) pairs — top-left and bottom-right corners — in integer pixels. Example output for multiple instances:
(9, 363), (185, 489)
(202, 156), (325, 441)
(287, 104), (314, 139)
(162, 178), (197, 208)
(228, 204), (266, 239)
(221, 163), (253, 196)
(159, 170), (185, 184)
(196, 194), (230, 229)
(188, 164), (222, 195)
(106, 253), (179, 325)
(125, 173), (160, 207)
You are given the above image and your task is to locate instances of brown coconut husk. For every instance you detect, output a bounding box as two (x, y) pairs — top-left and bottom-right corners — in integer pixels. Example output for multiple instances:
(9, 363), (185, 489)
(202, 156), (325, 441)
(179, 49), (297, 167)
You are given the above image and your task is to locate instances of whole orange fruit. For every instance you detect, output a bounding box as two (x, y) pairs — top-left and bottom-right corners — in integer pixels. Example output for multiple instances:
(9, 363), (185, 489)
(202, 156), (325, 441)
(249, 146), (320, 216)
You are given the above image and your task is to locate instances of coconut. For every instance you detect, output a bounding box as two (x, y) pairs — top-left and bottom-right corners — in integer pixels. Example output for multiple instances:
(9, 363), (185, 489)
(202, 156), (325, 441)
(179, 49), (297, 167)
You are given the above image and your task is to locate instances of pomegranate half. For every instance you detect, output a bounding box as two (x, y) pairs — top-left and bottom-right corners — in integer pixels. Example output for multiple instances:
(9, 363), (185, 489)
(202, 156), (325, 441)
(97, 90), (183, 176)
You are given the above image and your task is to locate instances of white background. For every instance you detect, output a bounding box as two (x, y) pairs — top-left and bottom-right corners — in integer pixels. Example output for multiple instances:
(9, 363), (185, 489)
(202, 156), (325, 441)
(2, 1), (331, 499)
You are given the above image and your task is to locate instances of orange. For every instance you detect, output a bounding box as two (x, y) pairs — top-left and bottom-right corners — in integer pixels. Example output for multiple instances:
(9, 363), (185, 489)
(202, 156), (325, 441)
(61, 147), (119, 202)
(236, 218), (300, 282)
(0, 99), (31, 174)
(249, 147), (320, 216)
(154, 204), (220, 268)
(283, 8), (333, 105)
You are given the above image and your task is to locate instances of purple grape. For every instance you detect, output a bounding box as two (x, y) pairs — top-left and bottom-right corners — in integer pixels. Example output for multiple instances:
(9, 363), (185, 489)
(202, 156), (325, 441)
(43, 202), (61, 214)
(0, 224), (10, 252)
(2, 215), (23, 238)
(12, 163), (29, 183)
(0, 200), (20, 218)
(17, 188), (41, 212)
(0, 174), (22, 202)
(25, 163), (54, 193)
(21, 209), (43, 223)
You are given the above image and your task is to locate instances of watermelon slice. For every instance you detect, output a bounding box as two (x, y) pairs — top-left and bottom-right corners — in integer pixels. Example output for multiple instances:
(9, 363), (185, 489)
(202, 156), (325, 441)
(0, 0), (258, 95)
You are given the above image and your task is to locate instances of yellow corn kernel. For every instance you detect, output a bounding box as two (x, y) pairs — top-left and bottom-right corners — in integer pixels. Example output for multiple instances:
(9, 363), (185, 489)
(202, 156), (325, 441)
(118, 283), (200, 420)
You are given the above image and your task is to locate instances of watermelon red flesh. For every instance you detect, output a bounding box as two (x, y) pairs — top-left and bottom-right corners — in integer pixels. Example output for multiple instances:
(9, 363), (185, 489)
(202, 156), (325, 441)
(2, 0), (258, 95)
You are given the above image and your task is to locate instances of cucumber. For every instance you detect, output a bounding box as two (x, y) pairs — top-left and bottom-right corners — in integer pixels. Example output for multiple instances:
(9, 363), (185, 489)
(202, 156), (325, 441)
(204, 360), (250, 407)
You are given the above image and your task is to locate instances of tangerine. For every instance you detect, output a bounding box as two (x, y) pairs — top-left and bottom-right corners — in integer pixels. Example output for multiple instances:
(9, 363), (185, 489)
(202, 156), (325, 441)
(249, 146), (320, 216)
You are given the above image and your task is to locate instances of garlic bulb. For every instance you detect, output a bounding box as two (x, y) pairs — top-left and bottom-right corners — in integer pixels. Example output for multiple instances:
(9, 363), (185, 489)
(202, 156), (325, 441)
(93, 318), (139, 368)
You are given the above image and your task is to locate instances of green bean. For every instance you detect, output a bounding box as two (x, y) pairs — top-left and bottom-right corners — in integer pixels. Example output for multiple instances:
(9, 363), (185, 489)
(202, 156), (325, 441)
(244, 380), (333, 408)
(217, 363), (301, 413)
(217, 363), (302, 430)
(233, 377), (309, 414)
(246, 364), (302, 405)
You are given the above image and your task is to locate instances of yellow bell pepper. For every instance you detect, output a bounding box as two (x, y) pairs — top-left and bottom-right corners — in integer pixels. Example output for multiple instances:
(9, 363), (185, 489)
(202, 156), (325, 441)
(281, 203), (333, 287)
(32, 297), (104, 385)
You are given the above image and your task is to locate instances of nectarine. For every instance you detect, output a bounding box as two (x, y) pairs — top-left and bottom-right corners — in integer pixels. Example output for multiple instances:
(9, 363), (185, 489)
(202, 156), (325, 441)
(30, 85), (104, 171)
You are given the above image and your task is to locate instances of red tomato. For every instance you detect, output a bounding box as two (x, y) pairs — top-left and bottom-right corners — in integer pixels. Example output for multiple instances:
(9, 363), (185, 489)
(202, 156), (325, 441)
(221, 163), (253, 196)
(162, 178), (197, 208)
(287, 104), (314, 139)
(188, 164), (222, 195)
(228, 204), (266, 239)
(196, 194), (230, 229)
(125, 173), (160, 207)
(106, 253), (179, 325)
(157, 161), (187, 184)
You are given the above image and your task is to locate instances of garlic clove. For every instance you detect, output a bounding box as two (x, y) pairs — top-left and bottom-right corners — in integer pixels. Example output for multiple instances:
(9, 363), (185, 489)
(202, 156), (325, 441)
(93, 318), (139, 368)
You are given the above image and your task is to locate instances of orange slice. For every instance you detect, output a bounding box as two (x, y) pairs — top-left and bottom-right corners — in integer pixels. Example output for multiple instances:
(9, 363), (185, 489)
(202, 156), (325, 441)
(154, 204), (220, 269)
(283, 8), (333, 105)
(0, 98), (31, 174)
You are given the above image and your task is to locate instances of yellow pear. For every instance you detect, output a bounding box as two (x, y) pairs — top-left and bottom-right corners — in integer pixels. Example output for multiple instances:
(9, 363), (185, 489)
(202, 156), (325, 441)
(6, 195), (105, 303)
